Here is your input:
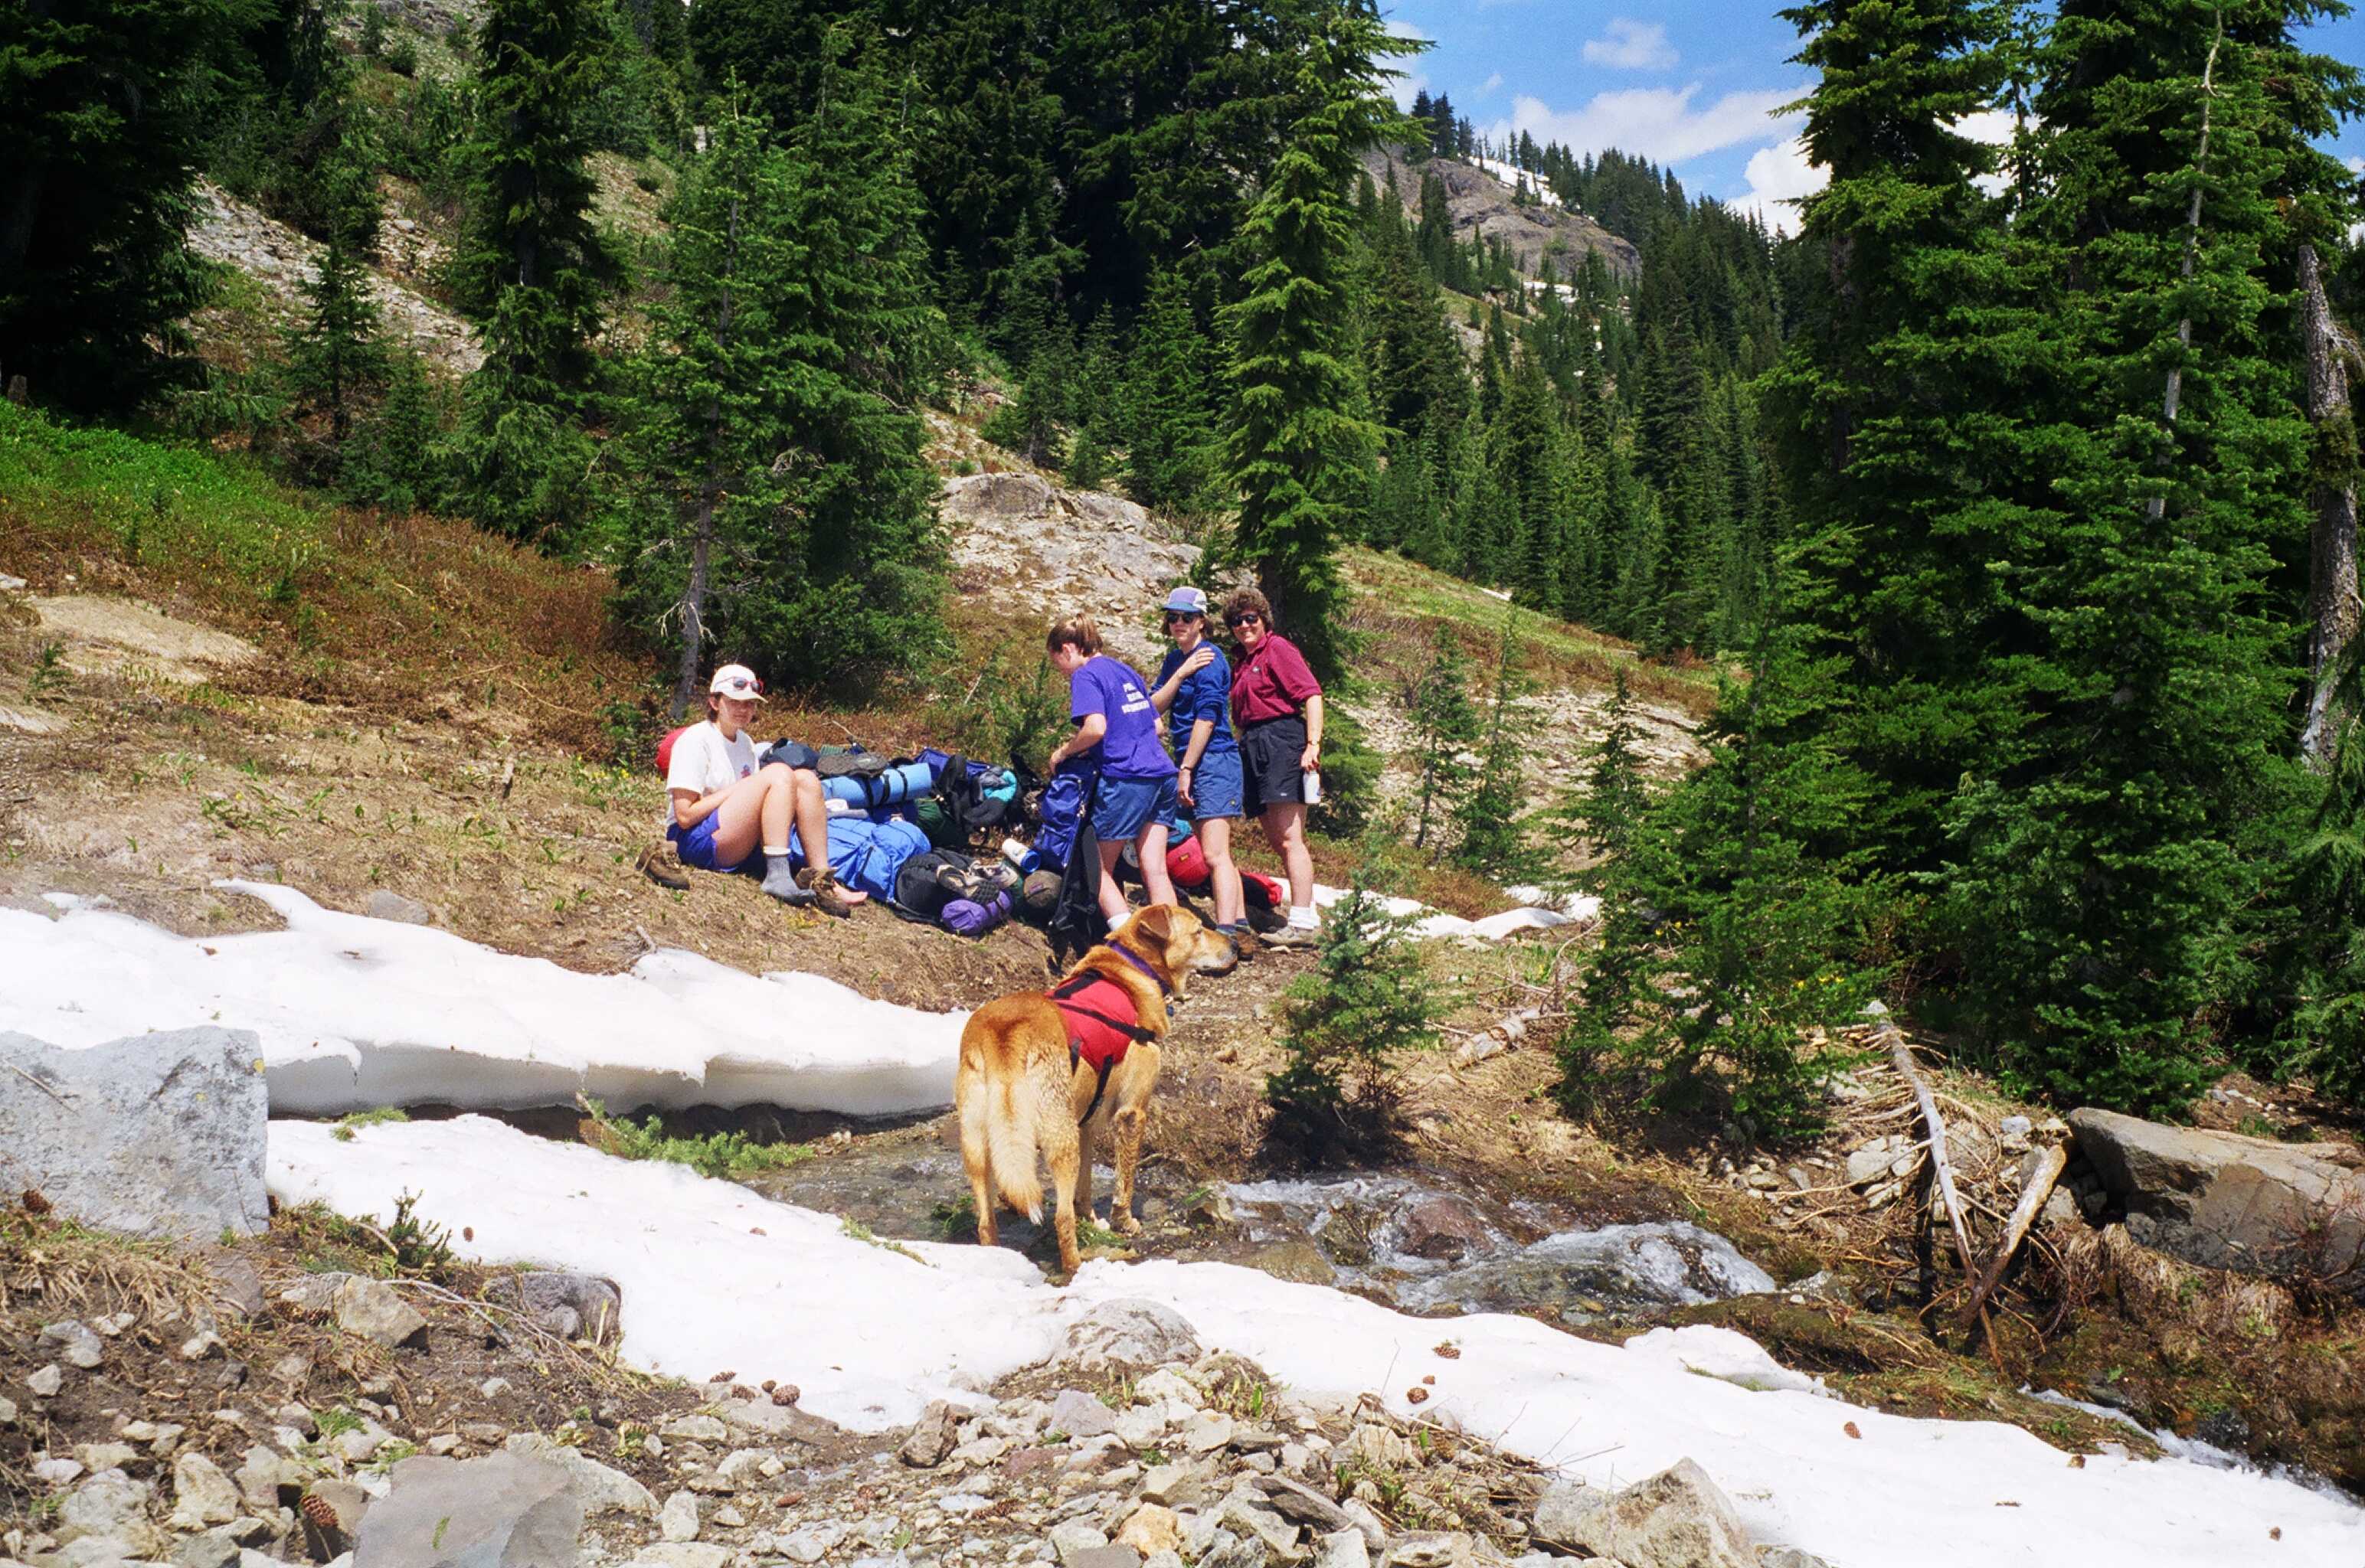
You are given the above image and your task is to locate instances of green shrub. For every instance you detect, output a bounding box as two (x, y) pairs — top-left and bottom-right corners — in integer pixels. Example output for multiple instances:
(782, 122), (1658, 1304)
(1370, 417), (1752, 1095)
(577, 1096), (816, 1181)
(1266, 878), (1451, 1139)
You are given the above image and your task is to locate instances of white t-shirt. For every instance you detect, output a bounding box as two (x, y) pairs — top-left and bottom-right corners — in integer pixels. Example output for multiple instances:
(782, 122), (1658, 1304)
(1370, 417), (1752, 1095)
(664, 721), (761, 828)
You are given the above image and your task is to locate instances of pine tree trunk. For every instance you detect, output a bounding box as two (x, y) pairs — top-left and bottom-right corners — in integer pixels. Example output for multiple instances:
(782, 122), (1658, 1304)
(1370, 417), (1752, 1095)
(2147, 15), (2222, 522)
(2300, 240), (2362, 766)
(672, 194), (739, 720)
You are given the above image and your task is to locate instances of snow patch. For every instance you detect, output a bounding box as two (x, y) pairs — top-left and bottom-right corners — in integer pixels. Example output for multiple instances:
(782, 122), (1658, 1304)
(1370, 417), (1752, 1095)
(271, 1116), (2365, 1568)
(1311, 881), (1598, 941)
(0, 884), (967, 1116)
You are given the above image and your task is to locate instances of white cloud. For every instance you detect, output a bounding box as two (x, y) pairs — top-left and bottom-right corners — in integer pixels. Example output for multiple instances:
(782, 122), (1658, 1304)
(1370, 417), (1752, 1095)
(1957, 109), (2017, 146)
(1482, 71), (1504, 95)
(1382, 12), (1431, 108)
(1392, 70), (1432, 111)
(1582, 19), (1677, 71)
(1729, 136), (1826, 236)
(2349, 155), (2365, 174)
(1499, 84), (1802, 166)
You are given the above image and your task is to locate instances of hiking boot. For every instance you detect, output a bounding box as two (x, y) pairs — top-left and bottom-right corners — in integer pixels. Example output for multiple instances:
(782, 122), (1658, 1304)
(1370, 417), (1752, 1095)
(1216, 921), (1258, 961)
(797, 866), (856, 919)
(1263, 921), (1321, 949)
(636, 843), (692, 891)
(761, 854), (816, 907)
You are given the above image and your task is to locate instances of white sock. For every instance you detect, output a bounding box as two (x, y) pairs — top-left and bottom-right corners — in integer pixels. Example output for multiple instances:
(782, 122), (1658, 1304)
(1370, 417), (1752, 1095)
(763, 844), (790, 858)
(1287, 905), (1318, 929)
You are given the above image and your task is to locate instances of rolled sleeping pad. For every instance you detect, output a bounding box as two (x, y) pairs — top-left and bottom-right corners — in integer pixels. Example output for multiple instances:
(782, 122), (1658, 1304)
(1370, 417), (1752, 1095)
(820, 760), (933, 808)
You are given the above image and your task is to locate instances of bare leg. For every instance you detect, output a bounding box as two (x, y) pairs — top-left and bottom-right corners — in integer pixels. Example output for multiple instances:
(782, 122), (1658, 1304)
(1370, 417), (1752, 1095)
(706, 766), (799, 868)
(787, 768), (868, 903)
(1096, 838), (1131, 926)
(1263, 801), (1314, 910)
(1199, 815), (1245, 927)
(1137, 822), (1175, 908)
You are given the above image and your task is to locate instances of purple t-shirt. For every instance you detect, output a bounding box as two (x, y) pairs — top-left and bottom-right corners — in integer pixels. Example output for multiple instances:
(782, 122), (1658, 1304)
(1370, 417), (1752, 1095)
(1070, 655), (1179, 780)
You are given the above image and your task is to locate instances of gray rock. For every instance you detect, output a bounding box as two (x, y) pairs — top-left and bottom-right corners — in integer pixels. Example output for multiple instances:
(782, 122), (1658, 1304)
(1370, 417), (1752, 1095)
(29, 1362), (64, 1396)
(1544, 1459), (1756, 1568)
(894, 1400), (960, 1475)
(1049, 1521), (1111, 1564)
(1068, 1550), (1144, 1568)
(1140, 1458), (1215, 1508)
(173, 1528), (246, 1568)
(626, 1547), (731, 1568)
(480, 1271), (620, 1347)
(167, 1452), (244, 1529)
(1382, 1536), (1472, 1568)
(352, 1452), (581, 1566)
(2069, 1108), (2365, 1287)
(1843, 1145), (1896, 1188)
(1532, 1478), (1612, 1546)
(1241, 1242), (1337, 1287)
(1395, 1194), (1491, 1261)
(1047, 1389), (1118, 1441)
(658, 1490), (700, 1543)
(56, 1472), (165, 1558)
(777, 1522), (847, 1563)
(0, 1027), (269, 1241)
(203, 1253), (267, 1319)
(1313, 1528), (1371, 1568)
(42, 1320), (105, 1369)
(1253, 1475), (1353, 1534)
(658, 1413), (728, 1443)
(364, 890), (433, 925)
(1195, 1530), (1268, 1568)
(331, 1276), (427, 1349)
(1055, 1300), (1202, 1374)
(1759, 1550), (1837, 1568)
(499, 1435), (656, 1519)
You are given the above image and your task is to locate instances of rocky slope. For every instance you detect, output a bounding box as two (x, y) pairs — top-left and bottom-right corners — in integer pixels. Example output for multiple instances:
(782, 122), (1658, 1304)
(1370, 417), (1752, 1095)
(1358, 151), (1640, 283)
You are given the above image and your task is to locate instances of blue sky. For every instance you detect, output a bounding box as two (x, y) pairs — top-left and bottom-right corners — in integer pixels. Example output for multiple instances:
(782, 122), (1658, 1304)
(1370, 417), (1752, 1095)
(1382, 2), (2365, 232)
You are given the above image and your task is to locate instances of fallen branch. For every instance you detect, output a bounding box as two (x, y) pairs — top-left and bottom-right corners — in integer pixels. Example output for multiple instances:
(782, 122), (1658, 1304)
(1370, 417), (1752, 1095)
(1957, 1143), (2069, 1331)
(1870, 1004), (1978, 1276)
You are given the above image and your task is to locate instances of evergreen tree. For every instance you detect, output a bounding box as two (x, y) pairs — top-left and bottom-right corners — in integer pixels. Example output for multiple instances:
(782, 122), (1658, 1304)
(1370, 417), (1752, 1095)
(0, 0), (251, 412)
(1224, 7), (1402, 678)
(286, 100), (385, 447)
(1566, 665), (1650, 881)
(1125, 265), (1222, 511)
(455, 0), (617, 398)
(343, 347), (445, 512)
(1267, 877), (1451, 1137)
(1404, 628), (1480, 854)
(1452, 618), (1540, 878)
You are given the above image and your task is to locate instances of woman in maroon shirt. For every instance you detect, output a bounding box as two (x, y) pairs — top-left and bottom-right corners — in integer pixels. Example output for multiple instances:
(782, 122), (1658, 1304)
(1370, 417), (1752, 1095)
(1221, 588), (1323, 945)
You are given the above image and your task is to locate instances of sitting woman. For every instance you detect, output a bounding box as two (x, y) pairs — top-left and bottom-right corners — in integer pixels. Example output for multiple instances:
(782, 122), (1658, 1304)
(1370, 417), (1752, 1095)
(1043, 616), (1178, 926)
(662, 665), (863, 917)
(1222, 589), (1322, 946)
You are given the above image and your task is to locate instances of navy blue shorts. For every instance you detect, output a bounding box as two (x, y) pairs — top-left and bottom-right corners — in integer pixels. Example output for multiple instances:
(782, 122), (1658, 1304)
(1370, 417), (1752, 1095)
(1183, 747), (1245, 820)
(668, 815), (752, 874)
(1094, 774), (1179, 841)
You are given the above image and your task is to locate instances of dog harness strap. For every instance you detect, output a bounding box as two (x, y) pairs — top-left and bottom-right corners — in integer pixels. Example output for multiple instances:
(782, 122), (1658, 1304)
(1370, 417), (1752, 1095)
(1049, 972), (1153, 1123)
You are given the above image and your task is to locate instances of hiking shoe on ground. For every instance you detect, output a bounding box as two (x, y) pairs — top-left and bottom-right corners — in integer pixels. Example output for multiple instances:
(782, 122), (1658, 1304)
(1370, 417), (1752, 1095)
(761, 855), (816, 906)
(636, 844), (692, 891)
(797, 867), (857, 919)
(1216, 921), (1258, 960)
(1262, 922), (1321, 949)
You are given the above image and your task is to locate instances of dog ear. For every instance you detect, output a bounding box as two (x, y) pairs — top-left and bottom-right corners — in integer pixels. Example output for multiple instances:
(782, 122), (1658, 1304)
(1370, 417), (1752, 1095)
(1131, 902), (1179, 959)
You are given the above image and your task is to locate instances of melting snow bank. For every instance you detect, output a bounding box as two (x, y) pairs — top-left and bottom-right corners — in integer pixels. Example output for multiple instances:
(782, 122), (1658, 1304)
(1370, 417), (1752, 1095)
(272, 1117), (2365, 1568)
(1312, 881), (1599, 940)
(0, 884), (966, 1116)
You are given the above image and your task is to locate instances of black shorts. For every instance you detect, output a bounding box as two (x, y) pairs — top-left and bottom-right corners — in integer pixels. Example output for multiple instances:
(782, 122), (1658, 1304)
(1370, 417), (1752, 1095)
(1241, 715), (1307, 815)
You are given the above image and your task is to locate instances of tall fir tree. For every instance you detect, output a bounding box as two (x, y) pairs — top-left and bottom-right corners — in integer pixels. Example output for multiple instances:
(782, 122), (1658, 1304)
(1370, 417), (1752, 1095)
(286, 97), (385, 447)
(1124, 264), (1222, 512)
(1222, 5), (1405, 679)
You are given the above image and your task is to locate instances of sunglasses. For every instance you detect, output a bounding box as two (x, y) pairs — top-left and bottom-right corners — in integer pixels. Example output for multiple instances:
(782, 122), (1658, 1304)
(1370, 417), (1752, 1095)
(1225, 612), (1262, 627)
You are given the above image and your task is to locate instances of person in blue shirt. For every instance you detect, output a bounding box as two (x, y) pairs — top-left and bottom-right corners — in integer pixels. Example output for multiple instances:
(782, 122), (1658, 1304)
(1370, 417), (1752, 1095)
(1149, 586), (1248, 944)
(1044, 615), (1179, 926)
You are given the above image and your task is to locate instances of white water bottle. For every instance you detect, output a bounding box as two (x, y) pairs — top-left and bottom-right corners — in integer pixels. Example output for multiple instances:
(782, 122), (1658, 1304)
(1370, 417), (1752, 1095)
(1303, 766), (1323, 806)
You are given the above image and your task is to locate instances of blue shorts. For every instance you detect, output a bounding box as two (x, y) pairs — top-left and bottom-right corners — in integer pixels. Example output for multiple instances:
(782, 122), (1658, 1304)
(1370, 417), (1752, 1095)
(1183, 747), (1245, 820)
(668, 815), (753, 874)
(1094, 774), (1179, 841)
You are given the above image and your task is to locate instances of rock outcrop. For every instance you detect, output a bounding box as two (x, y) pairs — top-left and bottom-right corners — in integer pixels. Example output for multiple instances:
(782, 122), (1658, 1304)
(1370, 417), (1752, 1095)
(0, 1027), (269, 1241)
(940, 471), (1206, 665)
(2069, 1107), (2365, 1286)
(1360, 148), (1640, 282)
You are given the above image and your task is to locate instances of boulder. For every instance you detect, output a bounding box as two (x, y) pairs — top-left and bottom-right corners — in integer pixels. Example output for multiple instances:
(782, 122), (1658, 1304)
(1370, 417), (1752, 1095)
(481, 1271), (621, 1346)
(1537, 1459), (1755, 1568)
(501, 1434), (657, 1518)
(332, 1276), (427, 1349)
(1055, 1299), (1202, 1373)
(1313, 1528), (1372, 1568)
(167, 1452), (245, 1529)
(942, 471), (1058, 521)
(353, 1452), (582, 1567)
(1532, 1478), (1611, 1545)
(56, 1472), (166, 1558)
(0, 1027), (268, 1240)
(1047, 1387), (1120, 1440)
(1395, 1194), (1491, 1261)
(2069, 1109), (2365, 1285)
(897, 1402), (959, 1468)
(363, 890), (433, 925)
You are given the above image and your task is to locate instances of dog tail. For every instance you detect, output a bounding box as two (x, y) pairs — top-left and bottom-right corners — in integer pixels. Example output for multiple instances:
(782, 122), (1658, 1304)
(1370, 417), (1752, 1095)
(990, 1077), (1044, 1223)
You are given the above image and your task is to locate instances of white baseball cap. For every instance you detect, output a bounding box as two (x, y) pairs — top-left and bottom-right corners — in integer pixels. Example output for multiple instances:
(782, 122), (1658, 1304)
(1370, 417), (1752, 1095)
(709, 664), (766, 701)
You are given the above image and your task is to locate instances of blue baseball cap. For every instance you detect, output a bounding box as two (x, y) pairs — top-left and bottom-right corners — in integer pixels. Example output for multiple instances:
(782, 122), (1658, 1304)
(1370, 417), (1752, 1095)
(1161, 586), (1209, 616)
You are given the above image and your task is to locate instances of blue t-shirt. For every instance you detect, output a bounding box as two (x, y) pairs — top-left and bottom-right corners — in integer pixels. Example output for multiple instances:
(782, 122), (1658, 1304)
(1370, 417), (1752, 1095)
(1156, 643), (1239, 756)
(1069, 655), (1178, 780)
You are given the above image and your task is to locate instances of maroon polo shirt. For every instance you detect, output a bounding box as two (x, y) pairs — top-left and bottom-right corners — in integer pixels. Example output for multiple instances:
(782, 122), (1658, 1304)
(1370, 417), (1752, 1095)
(1230, 632), (1322, 724)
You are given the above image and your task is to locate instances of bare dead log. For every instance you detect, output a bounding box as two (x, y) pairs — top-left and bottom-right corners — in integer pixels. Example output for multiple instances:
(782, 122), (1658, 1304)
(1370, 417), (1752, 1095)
(1955, 1142), (2069, 1331)
(1868, 1004), (1977, 1276)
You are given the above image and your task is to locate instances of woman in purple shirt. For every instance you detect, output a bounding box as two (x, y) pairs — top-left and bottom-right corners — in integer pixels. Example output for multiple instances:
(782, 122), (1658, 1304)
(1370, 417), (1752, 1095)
(1044, 616), (1179, 925)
